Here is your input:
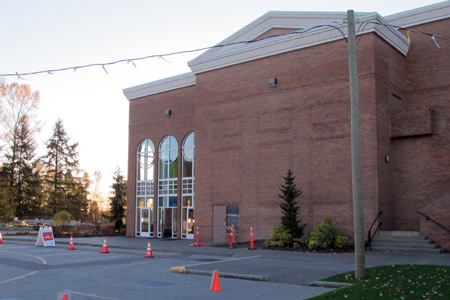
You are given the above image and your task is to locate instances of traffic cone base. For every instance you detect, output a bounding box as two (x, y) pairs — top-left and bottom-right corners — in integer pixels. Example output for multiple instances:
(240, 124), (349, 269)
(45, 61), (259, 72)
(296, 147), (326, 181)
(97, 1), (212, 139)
(145, 240), (154, 258)
(101, 237), (109, 253)
(68, 236), (75, 250)
(210, 270), (222, 291)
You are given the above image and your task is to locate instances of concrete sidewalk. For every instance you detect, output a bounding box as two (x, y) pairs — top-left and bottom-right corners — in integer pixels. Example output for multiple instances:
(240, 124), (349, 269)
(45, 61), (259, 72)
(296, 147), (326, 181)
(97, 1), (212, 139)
(4, 234), (450, 286)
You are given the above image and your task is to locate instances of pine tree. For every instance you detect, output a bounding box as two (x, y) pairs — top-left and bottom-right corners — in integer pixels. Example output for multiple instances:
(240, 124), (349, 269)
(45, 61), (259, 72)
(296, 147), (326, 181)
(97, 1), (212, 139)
(279, 169), (307, 240)
(4, 116), (42, 217)
(109, 167), (127, 229)
(42, 118), (80, 215)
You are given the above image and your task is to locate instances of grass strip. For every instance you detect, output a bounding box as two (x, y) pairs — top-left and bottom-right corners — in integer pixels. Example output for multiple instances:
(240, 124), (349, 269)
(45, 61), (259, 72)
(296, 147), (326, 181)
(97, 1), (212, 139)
(308, 264), (449, 299)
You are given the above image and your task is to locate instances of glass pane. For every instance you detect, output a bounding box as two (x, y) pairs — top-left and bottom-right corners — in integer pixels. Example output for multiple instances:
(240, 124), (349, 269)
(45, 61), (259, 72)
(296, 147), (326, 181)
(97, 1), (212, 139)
(169, 196), (177, 207)
(137, 198), (145, 207)
(142, 209), (149, 232)
(183, 196), (193, 207)
(226, 206), (239, 234)
(169, 136), (178, 149)
(183, 148), (193, 162)
(184, 133), (194, 148)
(183, 160), (192, 177)
(169, 149), (178, 163)
(169, 157), (178, 178)
(188, 209), (194, 234)
(146, 198), (153, 208)
(136, 208), (141, 233)
(159, 162), (168, 179)
(146, 140), (155, 154)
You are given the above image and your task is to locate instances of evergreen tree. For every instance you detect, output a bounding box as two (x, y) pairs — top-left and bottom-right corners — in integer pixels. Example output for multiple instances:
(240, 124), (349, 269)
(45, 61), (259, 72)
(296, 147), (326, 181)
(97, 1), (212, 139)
(4, 116), (43, 217)
(279, 169), (307, 239)
(0, 165), (15, 222)
(42, 118), (80, 215)
(109, 167), (127, 229)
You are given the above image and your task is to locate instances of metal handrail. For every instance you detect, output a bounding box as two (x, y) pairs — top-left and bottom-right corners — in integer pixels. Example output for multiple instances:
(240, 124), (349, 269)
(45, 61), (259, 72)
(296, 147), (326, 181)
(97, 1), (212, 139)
(368, 211), (383, 251)
(417, 211), (450, 234)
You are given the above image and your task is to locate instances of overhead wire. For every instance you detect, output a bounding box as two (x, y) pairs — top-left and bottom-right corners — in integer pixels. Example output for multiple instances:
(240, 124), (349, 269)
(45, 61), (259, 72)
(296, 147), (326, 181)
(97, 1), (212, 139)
(0, 18), (448, 79)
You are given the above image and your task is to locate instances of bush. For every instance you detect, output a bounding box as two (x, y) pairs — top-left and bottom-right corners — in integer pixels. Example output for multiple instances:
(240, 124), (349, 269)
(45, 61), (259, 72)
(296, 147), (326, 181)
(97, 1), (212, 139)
(335, 235), (348, 249)
(265, 226), (293, 247)
(308, 217), (339, 249)
(53, 211), (71, 226)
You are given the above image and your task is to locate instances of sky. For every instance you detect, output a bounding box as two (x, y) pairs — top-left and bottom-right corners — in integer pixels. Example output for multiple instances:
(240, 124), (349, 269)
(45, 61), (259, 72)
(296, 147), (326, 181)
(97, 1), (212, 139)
(0, 0), (445, 196)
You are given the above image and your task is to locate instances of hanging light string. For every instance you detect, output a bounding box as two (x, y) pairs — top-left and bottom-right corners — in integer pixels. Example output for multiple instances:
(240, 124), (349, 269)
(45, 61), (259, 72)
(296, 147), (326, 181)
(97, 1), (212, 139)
(360, 21), (450, 46)
(0, 21), (347, 79)
(1, 19), (447, 79)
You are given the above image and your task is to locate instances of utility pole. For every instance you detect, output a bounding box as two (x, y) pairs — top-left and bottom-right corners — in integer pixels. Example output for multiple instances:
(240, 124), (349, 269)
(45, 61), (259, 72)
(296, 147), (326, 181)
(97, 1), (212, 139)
(347, 9), (365, 279)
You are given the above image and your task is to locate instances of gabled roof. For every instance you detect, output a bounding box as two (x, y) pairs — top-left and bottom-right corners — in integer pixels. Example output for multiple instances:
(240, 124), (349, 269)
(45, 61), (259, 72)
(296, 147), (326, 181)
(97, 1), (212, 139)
(187, 11), (410, 74)
(123, 2), (450, 100)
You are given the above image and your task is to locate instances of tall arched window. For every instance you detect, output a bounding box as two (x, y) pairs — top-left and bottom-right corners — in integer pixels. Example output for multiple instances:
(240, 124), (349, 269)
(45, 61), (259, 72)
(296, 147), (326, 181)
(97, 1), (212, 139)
(182, 132), (195, 239)
(136, 139), (155, 237)
(157, 136), (178, 238)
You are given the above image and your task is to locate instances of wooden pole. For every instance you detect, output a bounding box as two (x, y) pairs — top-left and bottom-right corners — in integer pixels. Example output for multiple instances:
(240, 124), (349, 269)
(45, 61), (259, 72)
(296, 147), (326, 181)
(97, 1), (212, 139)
(347, 9), (365, 279)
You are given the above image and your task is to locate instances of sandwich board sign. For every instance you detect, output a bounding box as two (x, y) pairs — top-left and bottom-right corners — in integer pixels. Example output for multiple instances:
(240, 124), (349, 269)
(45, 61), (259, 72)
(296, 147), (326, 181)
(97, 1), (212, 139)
(35, 226), (56, 247)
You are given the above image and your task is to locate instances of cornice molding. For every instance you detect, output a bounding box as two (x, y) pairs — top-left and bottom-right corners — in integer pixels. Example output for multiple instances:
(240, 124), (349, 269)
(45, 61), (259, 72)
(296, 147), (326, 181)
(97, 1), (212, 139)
(123, 72), (196, 100)
(385, 1), (450, 28)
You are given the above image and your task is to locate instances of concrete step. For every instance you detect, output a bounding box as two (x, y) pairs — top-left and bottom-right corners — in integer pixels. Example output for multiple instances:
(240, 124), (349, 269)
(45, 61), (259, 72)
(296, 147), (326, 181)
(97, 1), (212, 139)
(371, 245), (446, 254)
(372, 237), (432, 245)
(372, 243), (440, 249)
(370, 231), (446, 254)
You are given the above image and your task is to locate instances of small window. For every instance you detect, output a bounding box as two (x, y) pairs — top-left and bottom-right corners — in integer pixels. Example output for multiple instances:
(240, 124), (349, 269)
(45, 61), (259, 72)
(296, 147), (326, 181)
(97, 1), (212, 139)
(226, 206), (239, 234)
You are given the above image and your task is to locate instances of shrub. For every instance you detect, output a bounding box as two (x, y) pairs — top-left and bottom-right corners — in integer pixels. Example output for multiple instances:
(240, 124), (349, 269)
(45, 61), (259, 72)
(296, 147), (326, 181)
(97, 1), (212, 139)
(53, 211), (71, 226)
(335, 235), (348, 249)
(265, 226), (293, 247)
(308, 217), (339, 249)
(102, 222), (115, 236)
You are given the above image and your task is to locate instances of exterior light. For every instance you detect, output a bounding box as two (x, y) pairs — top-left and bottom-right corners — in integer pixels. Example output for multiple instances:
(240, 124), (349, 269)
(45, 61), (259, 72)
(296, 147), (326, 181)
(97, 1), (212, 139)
(268, 77), (277, 87)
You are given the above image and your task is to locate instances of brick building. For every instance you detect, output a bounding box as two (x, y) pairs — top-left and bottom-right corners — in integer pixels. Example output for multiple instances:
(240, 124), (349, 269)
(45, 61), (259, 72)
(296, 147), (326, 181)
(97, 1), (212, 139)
(123, 2), (450, 250)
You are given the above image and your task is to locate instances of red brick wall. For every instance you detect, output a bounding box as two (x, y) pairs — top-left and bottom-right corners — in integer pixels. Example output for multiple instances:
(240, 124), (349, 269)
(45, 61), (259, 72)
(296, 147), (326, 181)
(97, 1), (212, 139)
(193, 34), (383, 242)
(391, 18), (450, 238)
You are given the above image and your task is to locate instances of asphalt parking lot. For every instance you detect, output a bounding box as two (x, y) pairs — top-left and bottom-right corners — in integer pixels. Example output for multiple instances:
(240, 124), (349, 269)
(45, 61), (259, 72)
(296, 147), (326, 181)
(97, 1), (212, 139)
(0, 240), (332, 300)
(2, 235), (450, 300)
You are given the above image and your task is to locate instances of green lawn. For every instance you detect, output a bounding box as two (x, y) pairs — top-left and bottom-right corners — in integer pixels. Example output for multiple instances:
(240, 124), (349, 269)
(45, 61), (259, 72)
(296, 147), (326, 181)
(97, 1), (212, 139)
(308, 265), (449, 299)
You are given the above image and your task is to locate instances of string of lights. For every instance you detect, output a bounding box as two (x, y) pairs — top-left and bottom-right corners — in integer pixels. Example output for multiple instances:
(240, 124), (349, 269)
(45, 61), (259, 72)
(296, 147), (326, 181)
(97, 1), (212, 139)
(0, 18), (447, 79)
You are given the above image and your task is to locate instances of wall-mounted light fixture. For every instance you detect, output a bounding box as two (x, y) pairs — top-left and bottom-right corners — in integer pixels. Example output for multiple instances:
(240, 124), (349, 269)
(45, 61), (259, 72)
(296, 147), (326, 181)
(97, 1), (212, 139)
(268, 77), (277, 87)
(385, 156), (389, 163)
(165, 109), (171, 117)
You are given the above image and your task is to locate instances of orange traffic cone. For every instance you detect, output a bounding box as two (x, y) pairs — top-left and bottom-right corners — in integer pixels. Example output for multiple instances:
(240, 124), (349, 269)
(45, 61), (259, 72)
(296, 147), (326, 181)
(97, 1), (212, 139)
(210, 270), (222, 291)
(56, 292), (70, 300)
(0, 231), (3, 244)
(100, 237), (109, 253)
(68, 236), (75, 250)
(145, 240), (154, 258)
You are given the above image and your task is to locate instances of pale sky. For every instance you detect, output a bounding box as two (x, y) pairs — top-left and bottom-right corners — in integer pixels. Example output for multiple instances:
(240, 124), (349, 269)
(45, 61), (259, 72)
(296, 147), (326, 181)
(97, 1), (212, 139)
(0, 0), (445, 195)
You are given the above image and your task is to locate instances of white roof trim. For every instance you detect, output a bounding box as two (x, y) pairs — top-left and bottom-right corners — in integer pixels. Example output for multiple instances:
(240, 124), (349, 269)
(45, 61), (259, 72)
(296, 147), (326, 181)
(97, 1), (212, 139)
(123, 72), (196, 100)
(188, 12), (409, 75)
(385, 1), (450, 28)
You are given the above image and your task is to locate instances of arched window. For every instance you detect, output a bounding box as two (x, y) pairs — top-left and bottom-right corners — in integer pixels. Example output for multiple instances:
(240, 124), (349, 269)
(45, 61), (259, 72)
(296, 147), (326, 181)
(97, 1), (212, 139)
(136, 139), (155, 237)
(157, 136), (178, 238)
(182, 132), (195, 239)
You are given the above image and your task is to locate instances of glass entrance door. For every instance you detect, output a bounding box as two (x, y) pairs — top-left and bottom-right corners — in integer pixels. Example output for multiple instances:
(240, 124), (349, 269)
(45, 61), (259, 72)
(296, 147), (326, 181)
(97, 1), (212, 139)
(157, 208), (177, 238)
(140, 208), (151, 237)
(182, 208), (194, 239)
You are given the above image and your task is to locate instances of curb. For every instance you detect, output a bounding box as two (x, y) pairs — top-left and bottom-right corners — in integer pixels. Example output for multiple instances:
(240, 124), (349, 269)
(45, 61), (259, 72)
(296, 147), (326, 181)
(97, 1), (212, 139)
(170, 266), (265, 281)
(311, 281), (352, 288)
(2, 237), (237, 257)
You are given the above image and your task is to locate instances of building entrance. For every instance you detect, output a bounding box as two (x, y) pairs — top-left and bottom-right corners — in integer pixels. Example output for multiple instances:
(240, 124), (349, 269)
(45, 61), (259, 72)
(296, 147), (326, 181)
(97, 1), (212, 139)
(139, 208), (151, 237)
(157, 208), (177, 238)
